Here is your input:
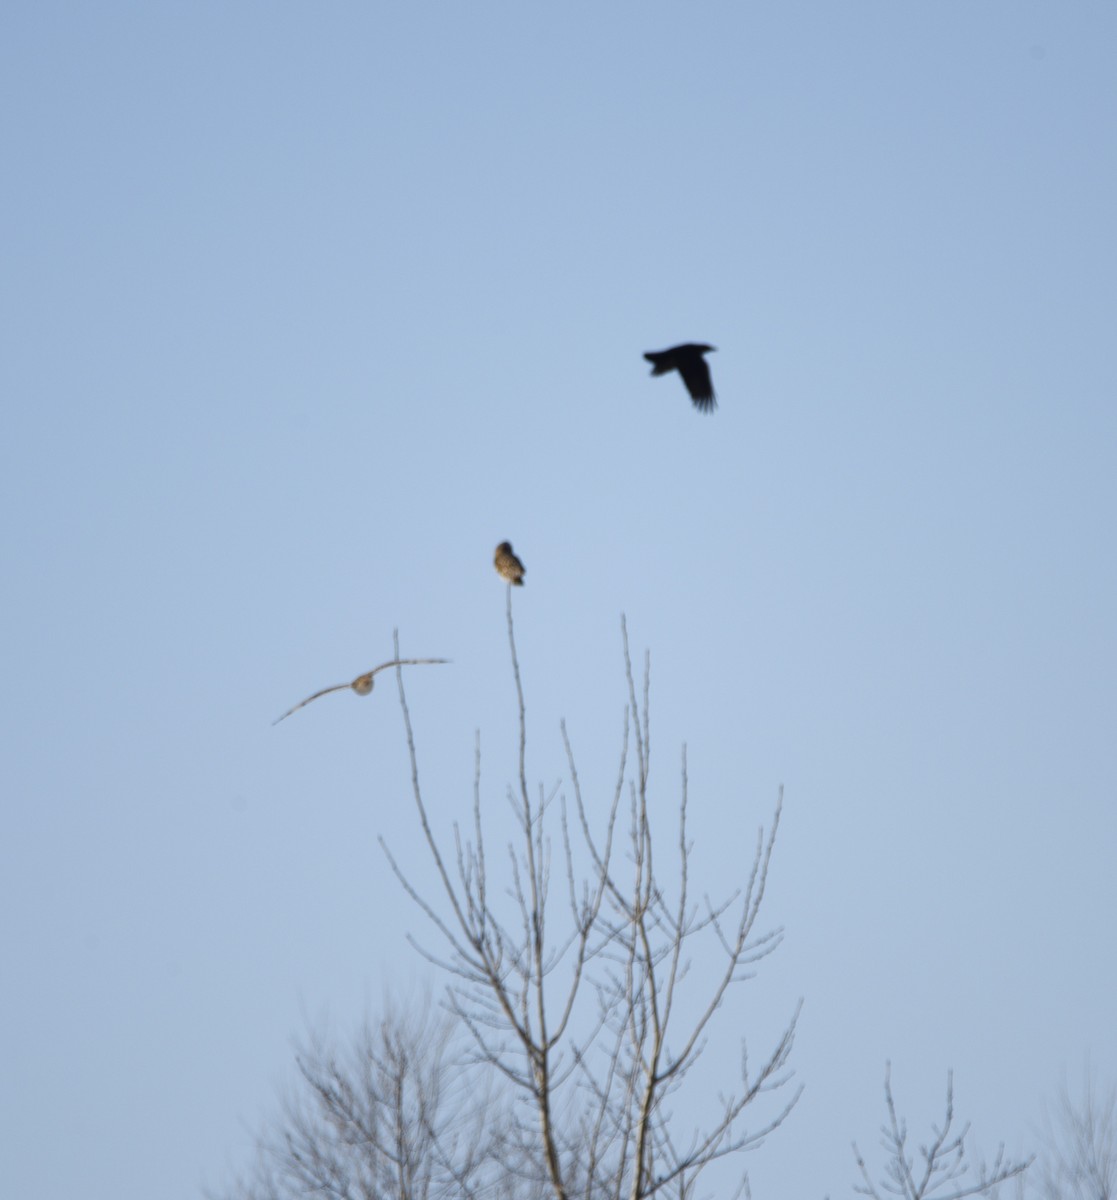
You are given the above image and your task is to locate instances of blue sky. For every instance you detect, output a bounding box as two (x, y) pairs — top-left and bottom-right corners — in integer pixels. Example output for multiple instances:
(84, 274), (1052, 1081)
(2, 3), (1115, 1197)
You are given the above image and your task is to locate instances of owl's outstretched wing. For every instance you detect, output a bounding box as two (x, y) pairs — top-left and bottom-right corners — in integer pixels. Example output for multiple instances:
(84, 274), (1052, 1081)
(369, 657), (450, 677)
(272, 682), (350, 725)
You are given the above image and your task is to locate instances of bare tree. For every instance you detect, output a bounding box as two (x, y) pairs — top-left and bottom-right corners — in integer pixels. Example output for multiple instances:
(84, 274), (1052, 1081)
(1032, 1071), (1116, 1200)
(851, 1063), (1031, 1200)
(382, 605), (801, 1200)
(216, 1001), (516, 1200)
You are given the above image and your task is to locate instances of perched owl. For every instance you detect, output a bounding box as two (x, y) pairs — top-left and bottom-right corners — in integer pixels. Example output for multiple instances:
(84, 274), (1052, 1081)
(494, 541), (526, 586)
(273, 658), (448, 724)
(644, 343), (717, 412)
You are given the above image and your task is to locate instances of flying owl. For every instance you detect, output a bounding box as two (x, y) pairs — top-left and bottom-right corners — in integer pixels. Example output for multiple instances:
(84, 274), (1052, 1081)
(273, 658), (449, 725)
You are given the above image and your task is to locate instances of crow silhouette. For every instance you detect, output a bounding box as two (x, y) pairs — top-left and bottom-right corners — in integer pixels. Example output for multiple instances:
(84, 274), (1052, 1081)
(644, 343), (717, 412)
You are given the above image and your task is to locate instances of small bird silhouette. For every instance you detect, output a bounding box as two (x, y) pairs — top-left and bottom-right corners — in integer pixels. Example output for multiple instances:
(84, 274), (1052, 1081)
(494, 541), (525, 585)
(644, 343), (717, 412)
(273, 658), (449, 725)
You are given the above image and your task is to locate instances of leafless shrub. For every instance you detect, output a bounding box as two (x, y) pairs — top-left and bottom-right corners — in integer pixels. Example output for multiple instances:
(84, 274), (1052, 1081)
(1031, 1070), (1116, 1200)
(216, 1001), (515, 1200)
(852, 1064), (1031, 1200)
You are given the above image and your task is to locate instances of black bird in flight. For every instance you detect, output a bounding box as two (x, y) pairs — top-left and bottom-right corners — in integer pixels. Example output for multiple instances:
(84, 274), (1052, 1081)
(644, 343), (717, 412)
(494, 542), (526, 586)
(273, 658), (449, 725)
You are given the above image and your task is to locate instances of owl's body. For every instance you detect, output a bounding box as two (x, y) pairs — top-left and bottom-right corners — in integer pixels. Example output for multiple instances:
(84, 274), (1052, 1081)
(494, 542), (526, 586)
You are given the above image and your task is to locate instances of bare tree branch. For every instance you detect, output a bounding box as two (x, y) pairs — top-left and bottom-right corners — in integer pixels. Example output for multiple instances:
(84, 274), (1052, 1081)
(852, 1064), (1031, 1200)
(383, 611), (799, 1200)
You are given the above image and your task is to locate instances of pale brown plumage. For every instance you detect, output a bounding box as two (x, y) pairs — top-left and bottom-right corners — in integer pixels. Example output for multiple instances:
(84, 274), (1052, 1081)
(494, 541), (525, 585)
(273, 658), (449, 725)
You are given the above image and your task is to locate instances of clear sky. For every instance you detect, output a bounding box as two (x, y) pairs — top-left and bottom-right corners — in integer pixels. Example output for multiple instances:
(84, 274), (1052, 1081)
(2, 3), (1114, 1197)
